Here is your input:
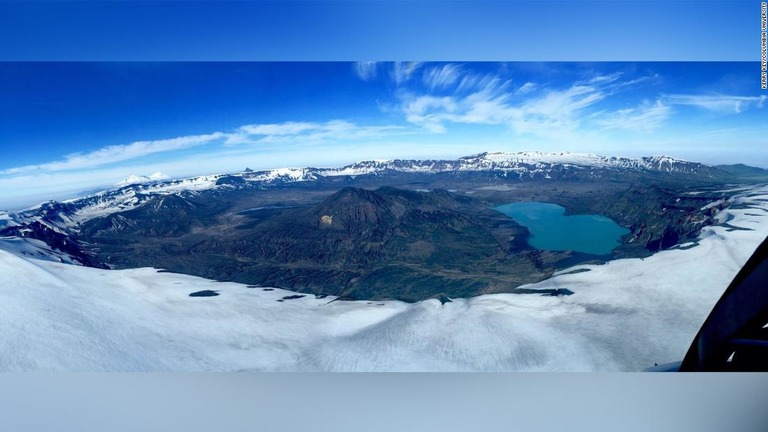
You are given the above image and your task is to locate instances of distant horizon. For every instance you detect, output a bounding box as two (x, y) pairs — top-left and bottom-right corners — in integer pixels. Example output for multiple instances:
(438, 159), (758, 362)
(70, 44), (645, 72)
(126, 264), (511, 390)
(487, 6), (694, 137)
(1, 62), (765, 210)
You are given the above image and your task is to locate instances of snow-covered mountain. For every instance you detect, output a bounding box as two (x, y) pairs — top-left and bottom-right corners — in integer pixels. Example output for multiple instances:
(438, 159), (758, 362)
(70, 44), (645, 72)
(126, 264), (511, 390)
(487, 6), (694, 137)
(318, 152), (717, 177)
(1, 184), (766, 371)
(5, 174), (224, 231)
(116, 172), (170, 187)
(239, 151), (718, 182)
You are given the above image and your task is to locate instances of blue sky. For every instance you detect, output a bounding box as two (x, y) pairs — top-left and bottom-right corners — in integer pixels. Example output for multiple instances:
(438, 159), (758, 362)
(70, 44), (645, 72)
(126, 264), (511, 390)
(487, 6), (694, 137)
(0, 1), (755, 61)
(0, 61), (765, 210)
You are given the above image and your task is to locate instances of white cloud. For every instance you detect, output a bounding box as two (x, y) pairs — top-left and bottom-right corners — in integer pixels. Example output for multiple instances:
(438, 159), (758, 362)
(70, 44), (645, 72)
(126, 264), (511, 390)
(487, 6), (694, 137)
(588, 72), (622, 84)
(595, 100), (672, 132)
(400, 78), (607, 138)
(387, 65), (675, 142)
(403, 95), (458, 132)
(510, 94), (602, 137)
(667, 94), (767, 113)
(236, 122), (317, 137)
(390, 62), (422, 85)
(455, 72), (505, 93)
(353, 61), (378, 81)
(353, 62), (423, 85)
(422, 64), (462, 90)
(226, 120), (406, 146)
(0, 132), (225, 176)
(515, 82), (537, 95)
(0, 119), (408, 182)
(381, 62), (655, 139)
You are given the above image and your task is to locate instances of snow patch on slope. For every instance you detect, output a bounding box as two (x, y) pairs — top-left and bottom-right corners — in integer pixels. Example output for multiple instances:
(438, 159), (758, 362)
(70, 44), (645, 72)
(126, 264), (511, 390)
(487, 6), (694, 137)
(0, 236), (82, 265)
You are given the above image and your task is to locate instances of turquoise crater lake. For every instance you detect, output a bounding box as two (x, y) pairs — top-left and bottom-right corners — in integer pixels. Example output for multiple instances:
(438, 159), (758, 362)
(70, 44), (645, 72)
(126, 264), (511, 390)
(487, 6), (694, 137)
(494, 202), (630, 255)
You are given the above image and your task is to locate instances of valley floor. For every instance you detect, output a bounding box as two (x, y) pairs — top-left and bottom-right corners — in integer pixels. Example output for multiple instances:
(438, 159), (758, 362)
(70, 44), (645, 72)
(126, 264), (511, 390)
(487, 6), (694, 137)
(2, 185), (768, 371)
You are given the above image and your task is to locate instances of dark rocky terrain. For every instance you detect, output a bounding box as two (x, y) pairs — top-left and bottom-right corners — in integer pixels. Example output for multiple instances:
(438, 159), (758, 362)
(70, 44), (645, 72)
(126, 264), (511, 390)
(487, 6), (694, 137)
(79, 186), (551, 301)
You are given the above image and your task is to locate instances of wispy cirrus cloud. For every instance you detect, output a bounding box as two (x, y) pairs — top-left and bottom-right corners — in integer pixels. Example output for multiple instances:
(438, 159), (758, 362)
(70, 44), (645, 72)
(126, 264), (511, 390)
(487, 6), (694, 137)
(666, 94), (767, 113)
(402, 95), (462, 133)
(455, 71), (505, 93)
(595, 100), (672, 132)
(353, 62), (423, 85)
(233, 122), (317, 138)
(360, 63), (668, 140)
(391, 62), (422, 85)
(422, 64), (462, 90)
(0, 132), (225, 176)
(510, 84), (607, 136)
(400, 70), (611, 137)
(515, 82), (537, 95)
(225, 120), (406, 146)
(1, 120), (408, 178)
(587, 72), (623, 85)
(353, 61), (379, 81)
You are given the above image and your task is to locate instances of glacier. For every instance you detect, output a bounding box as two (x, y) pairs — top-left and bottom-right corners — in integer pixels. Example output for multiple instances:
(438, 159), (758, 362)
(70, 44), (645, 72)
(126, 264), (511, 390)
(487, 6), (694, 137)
(0, 185), (766, 371)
